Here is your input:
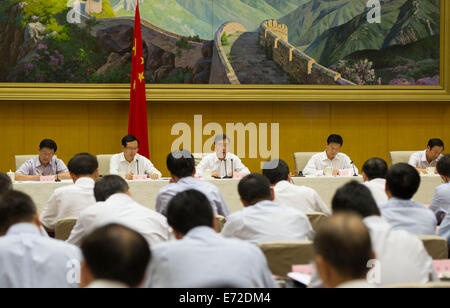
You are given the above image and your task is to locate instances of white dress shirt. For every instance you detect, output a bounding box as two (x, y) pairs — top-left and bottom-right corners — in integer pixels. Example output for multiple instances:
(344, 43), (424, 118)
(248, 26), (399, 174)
(429, 182), (450, 215)
(16, 156), (68, 176)
(408, 150), (443, 169)
(363, 178), (388, 205)
(273, 180), (331, 215)
(110, 153), (162, 177)
(156, 176), (230, 217)
(303, 151), (357, 176)
(379, 198), (437, 235)
(0, 223), (82, 288)
(144, 226), (279, 288)
(221, 200), (314, 244)
(67, 193), (172, 246)
(438, 213), (450, 244)
(309, 216), (437, 288)
(40, 177), (96, 230)
(196, 152), (250, 178)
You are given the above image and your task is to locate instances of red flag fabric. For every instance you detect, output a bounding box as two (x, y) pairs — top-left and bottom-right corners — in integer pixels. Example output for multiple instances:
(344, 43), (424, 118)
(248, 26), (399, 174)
(128, 3), (149, 158)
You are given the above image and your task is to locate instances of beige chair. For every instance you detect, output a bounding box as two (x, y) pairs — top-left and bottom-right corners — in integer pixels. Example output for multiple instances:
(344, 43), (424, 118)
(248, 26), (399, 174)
(389, 151), (416, 166)
(14, 155), (38, 171)
(55, 218), (77, 241)
(192, 153), (212, 167)
(419, 235), (449, 260)
(215, 215), (227, 233)
(96, 154), (114, 177)
(257, 241), (314, 276)
(293, 152), (319, 174)
(306, 212), (330, 232)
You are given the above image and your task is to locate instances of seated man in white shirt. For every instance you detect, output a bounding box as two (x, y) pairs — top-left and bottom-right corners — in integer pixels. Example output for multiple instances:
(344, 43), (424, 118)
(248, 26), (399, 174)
(196, 134), (250, 178)
(156, 150), (230, 217)
(0, 172), (12, 196)
(15, 139), (71, 181)
(361, 158), (389, 204)
(0, 191), (82, 288)
(303, 134), (357, 176)
(309, 181), (437, 288)
(409, 138), (444, 174)
(221, 173), (314, 244)
(40, 153), (98, 234)
(314, 213), (376, 288)
(110, 135), (161, 180)
(262, 159), (330, 215)
(80, 224), (151, 288)
(379, 163), (437, 235)
(145, 189), (278, 288)
(67, 175), (172, 246)
(431, 155), (450, 224)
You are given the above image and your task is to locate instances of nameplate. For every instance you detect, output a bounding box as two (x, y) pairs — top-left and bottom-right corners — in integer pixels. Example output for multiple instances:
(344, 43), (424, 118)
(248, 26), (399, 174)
(133, 174), (148, 180)
(40, 176), (56, 183)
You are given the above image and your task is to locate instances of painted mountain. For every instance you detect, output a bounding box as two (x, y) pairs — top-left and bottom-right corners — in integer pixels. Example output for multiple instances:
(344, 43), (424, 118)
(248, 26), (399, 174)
(114, 0), (308, 39)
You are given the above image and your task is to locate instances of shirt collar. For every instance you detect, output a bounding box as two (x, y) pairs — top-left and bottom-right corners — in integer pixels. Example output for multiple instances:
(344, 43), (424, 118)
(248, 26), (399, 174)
(213, 152), (230, 163)
(105, 193), (134, 205)
(6, 223), (42, 237)
(120, 152), (138, 164)
(420, 150), (428, 162)
(274, 180), (291, 190)
(321, 151), (338, 162)
(87, 280), (129, 288)
(178, 176), (197, 184)
(252, 200), (279, 208)
(75, 177), (96, 187)
(185, 226), (218, 240)
(363, 215), (390, 229)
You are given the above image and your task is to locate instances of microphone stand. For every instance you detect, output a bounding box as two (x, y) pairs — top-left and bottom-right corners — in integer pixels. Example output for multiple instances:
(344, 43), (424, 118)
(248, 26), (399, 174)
(351, 161), (358, 177)
(55, 158), (61, 182)
(222, 158), (232, 179)
(136, 159), (139, 175)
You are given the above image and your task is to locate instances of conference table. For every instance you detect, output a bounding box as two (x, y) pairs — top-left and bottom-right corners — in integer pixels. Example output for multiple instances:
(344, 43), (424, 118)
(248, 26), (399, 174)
(13, 175), (443, 215)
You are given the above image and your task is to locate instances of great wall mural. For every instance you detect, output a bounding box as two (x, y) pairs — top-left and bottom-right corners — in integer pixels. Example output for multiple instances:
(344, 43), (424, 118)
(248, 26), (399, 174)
(0, 0), (440, 85)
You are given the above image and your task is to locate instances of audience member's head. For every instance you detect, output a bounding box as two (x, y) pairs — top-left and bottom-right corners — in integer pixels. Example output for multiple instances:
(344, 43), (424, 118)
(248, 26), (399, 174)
(314, 213), (374, 288)
(94, 175), (129, 202)
(238, 173), (273, 206)
(427, 138), (444, 161)
(80, 223), (151, 288)
(0, 190), (38, 235)
(332, 181), (380, 217)
(326, 134), (344, 160)
(166, 190), (214, 239)
(0, 173), (12, 197)
(361, 158), (388, 182)
(67, 153), (99, 181)
(262, 159), (289, 185)
(166, 150), (195, 180)
(437, 154), (450, 183)
(386, 163), (420, 200)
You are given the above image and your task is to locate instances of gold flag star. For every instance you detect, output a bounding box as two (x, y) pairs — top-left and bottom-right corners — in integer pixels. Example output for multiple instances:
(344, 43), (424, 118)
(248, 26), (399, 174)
(138, 72), (145, 83)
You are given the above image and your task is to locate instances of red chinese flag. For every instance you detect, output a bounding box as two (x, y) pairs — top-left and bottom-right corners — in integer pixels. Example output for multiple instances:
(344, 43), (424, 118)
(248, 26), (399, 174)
(129, 3), (149, 158)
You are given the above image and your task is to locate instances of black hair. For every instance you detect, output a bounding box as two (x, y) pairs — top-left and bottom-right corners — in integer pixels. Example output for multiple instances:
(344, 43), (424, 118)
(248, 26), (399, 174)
(68, 153), (98, 176)
(238, 173), (271, 205)
(0, 173), (12, 196)
(386, 163), (420, 200)
(122, 135), (140, 147)
(327, 134), (343, 146)
(362, 158), (388, 180)
(166, 150), (195, 178)
(81, 223), (151, 288)
(437, 154), (450, 177)
(314, 213), (372, 280)
(166, 190), (213, 235)
(0, 190), (36, 234)
(428, 138), (444, 150)
(332, 181), (381, 218)
(39, 139), (57, 152)
(214, 134), (230, 145)
(262, 159), (289, 185)
(94, 175), (129, 202)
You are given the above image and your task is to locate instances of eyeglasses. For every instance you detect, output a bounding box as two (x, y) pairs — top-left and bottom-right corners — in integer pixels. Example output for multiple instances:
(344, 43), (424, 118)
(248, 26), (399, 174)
(39, 151), (54, 157)
(125, 147), (139, 151)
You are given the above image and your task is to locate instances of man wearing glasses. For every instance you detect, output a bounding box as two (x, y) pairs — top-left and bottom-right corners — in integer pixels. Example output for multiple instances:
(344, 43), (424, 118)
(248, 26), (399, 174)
(15, 139), (70, 181)
(196, 134), (250, 179)
(110, 135), (161, 180)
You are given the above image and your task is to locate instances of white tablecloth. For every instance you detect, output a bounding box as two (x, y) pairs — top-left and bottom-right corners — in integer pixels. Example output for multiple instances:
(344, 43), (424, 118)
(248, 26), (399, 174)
(13, 175), (442, 215)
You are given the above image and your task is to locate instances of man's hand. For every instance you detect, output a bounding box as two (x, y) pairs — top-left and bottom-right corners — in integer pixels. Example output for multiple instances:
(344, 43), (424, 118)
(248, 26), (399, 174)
(125, 173), (134, 180)
(332, 169), (340, 176)
(150, 173), (159, 180)
(211, 172), (220, 178)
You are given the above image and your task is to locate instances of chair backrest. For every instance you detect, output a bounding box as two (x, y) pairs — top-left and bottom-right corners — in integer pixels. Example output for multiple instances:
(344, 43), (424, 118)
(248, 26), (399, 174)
(192, 153), (212, 167)
(215, 215), (227, 233)
(306, 212), (330, 232)
(418, 235), (449, 260)
(293, 152), (319, 174)
(257, 241), (314, 277)
(55, 218), (78, 241)
(389, 151), (416, 166)
(14, 155), (39, 171)
(96, 154), (114, 177)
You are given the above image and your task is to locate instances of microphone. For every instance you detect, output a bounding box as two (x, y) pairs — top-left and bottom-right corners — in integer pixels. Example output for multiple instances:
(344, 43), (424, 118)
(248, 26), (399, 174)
(223, 158), (228, 179)
(230, 159), (234, 178)
(351, 161), (358, 177)
(55, 158), (61, 182)
(136, 159), (139, 175)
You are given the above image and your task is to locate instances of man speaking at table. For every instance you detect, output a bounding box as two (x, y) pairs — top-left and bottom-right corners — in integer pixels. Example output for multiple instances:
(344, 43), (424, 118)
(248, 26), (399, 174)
(110, 135), (161, 180)
(196, 134), (250, 179)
